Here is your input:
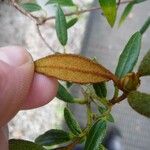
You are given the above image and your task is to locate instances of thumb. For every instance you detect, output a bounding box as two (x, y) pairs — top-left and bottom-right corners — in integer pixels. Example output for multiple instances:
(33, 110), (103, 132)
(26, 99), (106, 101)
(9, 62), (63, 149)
(0, 46), (34, 127)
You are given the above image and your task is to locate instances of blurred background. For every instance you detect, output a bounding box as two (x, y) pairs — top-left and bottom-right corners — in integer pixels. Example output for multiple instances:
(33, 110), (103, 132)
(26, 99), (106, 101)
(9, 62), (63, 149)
(0, 0), (150, 149)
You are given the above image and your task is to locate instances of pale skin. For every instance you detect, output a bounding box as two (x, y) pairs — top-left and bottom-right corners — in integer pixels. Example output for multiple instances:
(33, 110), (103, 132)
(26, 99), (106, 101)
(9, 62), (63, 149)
(0, 46), (58, 150)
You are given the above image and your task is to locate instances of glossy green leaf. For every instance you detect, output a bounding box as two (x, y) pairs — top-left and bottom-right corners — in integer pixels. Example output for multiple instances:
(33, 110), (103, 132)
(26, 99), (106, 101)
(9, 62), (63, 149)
(67, 17), (78, 28)
(99, 0), (117, 27)
(35, 129), (70, 146)
(55, 5), (68, 45)
(57, 83), (75, 103)
(46, 0), (75, 6)
(119, 0), (147, 26)
(21, 3), (42, 12)
(138, 49), (150, 76)
(115, 32), (142, 78)
(64, 107), (82, 135)
(128, 91), (150, 118)
(140, 16), (150, 35)
(84, 120), (107, 150)
(9, 139), (45, 150)
(93, 82), (107, 98)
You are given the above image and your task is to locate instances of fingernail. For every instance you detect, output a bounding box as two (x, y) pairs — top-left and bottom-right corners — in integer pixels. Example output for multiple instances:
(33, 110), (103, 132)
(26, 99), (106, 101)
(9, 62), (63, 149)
(0, 46), (32, 67)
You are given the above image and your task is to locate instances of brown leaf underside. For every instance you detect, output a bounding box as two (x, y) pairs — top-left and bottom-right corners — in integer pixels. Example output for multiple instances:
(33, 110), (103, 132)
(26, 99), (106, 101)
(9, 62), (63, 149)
(34, 54), (116, 84)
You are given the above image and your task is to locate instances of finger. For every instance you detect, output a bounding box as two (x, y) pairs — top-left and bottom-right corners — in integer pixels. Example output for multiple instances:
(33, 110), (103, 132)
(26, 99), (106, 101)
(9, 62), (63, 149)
(0, 46), (34, 127)
(22, 73), (58, 109)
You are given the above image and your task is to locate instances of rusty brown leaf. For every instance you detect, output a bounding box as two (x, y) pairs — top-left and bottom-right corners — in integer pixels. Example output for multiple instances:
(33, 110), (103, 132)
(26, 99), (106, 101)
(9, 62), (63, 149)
(34, 54), (117, 84)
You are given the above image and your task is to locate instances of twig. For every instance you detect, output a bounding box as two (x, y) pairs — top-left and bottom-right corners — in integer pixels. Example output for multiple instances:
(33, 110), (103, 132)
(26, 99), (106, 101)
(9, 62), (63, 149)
(42, 0), (133, 23)
(117, 0), (122, 9)
(110, 93), (127, 105)
(36, 24), (56, 53)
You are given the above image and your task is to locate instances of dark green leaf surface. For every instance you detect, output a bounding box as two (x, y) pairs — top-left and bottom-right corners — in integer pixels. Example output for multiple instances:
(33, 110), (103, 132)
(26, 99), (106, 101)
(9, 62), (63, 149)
(35, 129), (70, 146)
(64, 107), (82, 135)
(84, 120), (107, 150)
(46, 0), (75, 6)
(55, 5), (68, 45)
(66, 81), (73, 88)
(140, 16), (150, 35)
(119, 0), (147, 26)
(115, 32), (142, 78)
(67, 18), (78, 29)
(128, 91), (150, 118)
(21, 3), (42, 12)
(57, 83), (75, 103)
(99, 0), (117, 27)
(93, 82), (107, 98)
(138, 49), (150, 76)
(99, 144), (107, 150)
(9, 139), (45, 150)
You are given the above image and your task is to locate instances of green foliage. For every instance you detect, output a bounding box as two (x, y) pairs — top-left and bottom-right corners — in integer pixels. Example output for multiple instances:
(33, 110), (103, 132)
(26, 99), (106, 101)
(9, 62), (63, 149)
(119, 0), (147, 26)
(128, 91), (150, 118)
(35, 129), (70, 146)
(84, 120), (107, 150)
(138, 49), (150, 76)
(56, 83), (75, 103)
(9, 139), (45, 150)
(115, 32), (142, 78)
(64, 107), (82, 135)
(46, 0), (75, 7)
(67, 17), (78, 29)
(21, 3), (42, 12)
(93, 82), (107, 98)
(55, 5), (68, 46)
(140, 16), (150, 35)
(99, 0), (117, 27)
(99, 144), (107, 150)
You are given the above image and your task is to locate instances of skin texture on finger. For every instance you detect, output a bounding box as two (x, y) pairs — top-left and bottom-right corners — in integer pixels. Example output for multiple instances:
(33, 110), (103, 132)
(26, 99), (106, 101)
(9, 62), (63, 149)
(0, 46), (34, 127)
(22, 73), (58, 109)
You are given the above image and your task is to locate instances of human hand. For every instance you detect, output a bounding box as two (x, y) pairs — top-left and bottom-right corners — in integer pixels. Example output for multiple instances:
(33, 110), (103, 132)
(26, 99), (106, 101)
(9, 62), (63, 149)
(0, 46), (58, 150)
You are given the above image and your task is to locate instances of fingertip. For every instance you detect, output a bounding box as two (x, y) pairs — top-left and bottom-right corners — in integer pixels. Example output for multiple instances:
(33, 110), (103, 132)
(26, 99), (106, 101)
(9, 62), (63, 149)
(22, 73), (58, 109)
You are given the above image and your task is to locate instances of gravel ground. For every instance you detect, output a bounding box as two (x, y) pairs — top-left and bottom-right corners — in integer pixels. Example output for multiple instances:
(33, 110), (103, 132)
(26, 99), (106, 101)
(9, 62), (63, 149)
(0, 0), (93, 141)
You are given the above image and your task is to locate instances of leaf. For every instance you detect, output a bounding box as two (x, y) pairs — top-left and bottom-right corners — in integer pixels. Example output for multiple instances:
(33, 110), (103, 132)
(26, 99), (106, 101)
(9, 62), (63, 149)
(34, 53), (116, 84)
(67, 17), (78, 29)
(140, 16), (150, 35)
(99, 0), (117, 27)
(84, 120), (107, 150)
(99, 144), (107, 150)
(66, 81), (73, 88)
(46, 0), (75, 7)
(106, 114), (114, 122)
(21, 3), (42, 12)
(115, 32), (142, 78)
(64, 107), (82, 135)
(128, 91), (150, 118)
(56, 5), (68, 46)
(138, 49), (150, 76)
(119, 0), (147, 26)
(93, 82), (107, 98)
(35, 129), (70, 146)
(9, 139), (45, 150)
(57, 83), (75, 103)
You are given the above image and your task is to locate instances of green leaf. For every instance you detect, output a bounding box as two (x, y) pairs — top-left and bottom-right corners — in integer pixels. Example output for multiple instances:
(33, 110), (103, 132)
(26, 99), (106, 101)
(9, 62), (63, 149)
(138, 49), (150, 76)
(99, 0), (117, 27)
(128, 91), (150, 118)
(106, 114), (114, 122)
(119, 3), (133, 26)
(98, 144), (107, 150)
(9, 139), (45, 150)
(66, 81), (73, 88)
(35, 129), (70, 146)
(57, 83), (75, 103)
(84, 120), (107, 150)
(46, 0), (75, 7)
(21, 3), (42, 12)
(119, 0), (147, 26)
(115, 32), (142, 78)
(93, 82), (107, 98)
(67, 17), (78, 29)
(55, 5), (68, 46)
(140, 16), (150, 35)
(64, 107), (82, 135)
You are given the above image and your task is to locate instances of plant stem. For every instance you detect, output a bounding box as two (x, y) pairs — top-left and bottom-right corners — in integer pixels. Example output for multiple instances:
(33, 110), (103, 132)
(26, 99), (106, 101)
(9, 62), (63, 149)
(140, 16), (150, 35)
(110, 93), (127, 105)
